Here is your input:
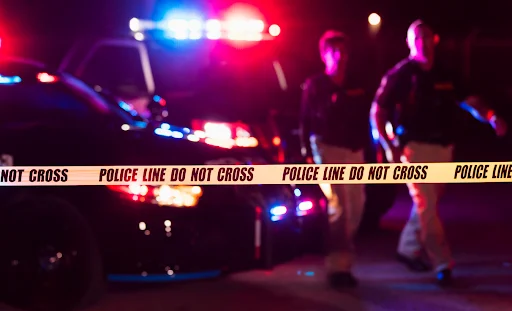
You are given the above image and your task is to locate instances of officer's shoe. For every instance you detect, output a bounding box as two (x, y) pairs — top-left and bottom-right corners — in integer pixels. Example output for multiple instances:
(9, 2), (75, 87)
(436, 269), (453, 287)
(327, 272), (358, 289)
(396, 253), (432, 272)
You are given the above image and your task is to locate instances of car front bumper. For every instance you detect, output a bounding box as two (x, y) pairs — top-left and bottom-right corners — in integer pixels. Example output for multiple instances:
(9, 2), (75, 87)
(82, 184), (300, 278)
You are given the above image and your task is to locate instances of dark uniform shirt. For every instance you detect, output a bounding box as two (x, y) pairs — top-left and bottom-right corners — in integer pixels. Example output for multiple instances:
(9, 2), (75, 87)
(299, 73), (371, 157)
(373, 58), (468, 148)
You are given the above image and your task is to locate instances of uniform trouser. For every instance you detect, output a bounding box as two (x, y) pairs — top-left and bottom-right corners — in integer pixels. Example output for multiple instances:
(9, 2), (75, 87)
(310, 136), (366, 273)
(397, 141), (454, 272)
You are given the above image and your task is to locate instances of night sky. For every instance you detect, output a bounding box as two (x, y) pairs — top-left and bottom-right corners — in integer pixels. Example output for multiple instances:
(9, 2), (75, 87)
(2, 0), (512, 36)
(1, 0), (512, 78)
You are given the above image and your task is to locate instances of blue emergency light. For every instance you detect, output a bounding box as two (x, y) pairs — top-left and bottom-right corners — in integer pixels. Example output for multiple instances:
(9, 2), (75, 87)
(0, 74), (21, 85)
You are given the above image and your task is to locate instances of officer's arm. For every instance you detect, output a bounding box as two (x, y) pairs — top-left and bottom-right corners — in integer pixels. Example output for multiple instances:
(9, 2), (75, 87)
(370, 72), (400, 151)
(458, 96), (497, 124)
(299, 80), (314, 158)
(459, 96), (508, 136)
(453, 76), (504, 133)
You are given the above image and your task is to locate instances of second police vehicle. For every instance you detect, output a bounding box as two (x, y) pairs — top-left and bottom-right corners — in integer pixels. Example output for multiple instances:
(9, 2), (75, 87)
(0, 56), (310, 310)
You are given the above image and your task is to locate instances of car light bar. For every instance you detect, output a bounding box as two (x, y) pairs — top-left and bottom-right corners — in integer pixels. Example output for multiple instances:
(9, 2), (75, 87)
(190, 120), (258, 148)
(0, 72), (59, 85)
(129, 17), (280, 41)
(152, 122), (258, 149)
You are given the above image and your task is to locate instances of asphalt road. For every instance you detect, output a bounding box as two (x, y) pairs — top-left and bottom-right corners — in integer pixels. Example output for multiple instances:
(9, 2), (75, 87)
(2, 182), (512, 311)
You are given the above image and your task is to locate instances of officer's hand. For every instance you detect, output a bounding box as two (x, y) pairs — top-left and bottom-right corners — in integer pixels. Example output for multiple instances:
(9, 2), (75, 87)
(384, 146), (402, 163)
(300, 147), (307, 157)
(490, 115), (507, 137)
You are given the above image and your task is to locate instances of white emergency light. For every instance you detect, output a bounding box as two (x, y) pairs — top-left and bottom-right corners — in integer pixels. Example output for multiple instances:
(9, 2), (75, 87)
(130, 18), (141, 32)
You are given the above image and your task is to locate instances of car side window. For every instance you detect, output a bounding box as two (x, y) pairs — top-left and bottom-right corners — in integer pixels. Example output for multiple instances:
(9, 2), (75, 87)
(0, 84), (97, 125)
(80, 45), (148, 99)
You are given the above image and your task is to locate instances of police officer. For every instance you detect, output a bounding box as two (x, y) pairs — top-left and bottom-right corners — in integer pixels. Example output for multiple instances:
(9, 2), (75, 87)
(370, 20), (507, 286)
(299, 30), (372, 288)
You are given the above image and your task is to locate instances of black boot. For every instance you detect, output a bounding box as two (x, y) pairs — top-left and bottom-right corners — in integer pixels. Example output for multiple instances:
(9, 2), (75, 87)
(396, 253), (432, 272)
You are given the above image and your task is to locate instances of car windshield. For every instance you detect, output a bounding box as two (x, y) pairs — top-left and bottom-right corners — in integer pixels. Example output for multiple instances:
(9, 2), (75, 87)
(146, 40), (287, 124)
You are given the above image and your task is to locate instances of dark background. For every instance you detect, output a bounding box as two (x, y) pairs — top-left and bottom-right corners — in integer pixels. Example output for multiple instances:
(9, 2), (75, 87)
(1, 0), (512, 161)
(2, 0), (512, 64)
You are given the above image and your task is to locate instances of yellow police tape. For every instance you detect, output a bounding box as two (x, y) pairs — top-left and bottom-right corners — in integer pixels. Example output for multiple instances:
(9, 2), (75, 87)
(0, 162), (511, 186)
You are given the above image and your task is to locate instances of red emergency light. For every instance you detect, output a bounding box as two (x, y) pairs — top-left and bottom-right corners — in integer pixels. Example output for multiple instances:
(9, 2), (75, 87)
(37, 72), (59, 83)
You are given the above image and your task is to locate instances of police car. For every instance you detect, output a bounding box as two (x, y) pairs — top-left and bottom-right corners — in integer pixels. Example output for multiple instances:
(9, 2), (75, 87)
(59, 9), (286, 152)
(56, 8), (330, 231)
(0, 57), (303, 310)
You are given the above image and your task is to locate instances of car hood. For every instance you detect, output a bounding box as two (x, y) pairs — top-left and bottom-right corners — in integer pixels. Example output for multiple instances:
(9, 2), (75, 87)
(113, 126), (269, 166)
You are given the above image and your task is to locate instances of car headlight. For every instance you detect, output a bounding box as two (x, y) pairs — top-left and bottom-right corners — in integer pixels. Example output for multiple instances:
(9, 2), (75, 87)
(107, 184), (203, 207)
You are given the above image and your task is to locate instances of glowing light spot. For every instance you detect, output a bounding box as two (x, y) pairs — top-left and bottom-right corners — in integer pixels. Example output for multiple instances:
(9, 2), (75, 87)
(272, 136), (281, 146)
(368, 13), (381, 26)
(269, 24), (281, 36)
(270, 205), (287, 216)
(134, 32), (144, 41)
(194, 130), (206, 138)
(187, 134), (200, 142)
(171, 131), (184, 139)
(298, 201), (313, 211)
(130, 18), (141, 31)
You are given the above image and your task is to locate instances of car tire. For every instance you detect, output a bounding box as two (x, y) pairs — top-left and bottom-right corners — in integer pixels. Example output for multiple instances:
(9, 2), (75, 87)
(0, 194), (106, 311)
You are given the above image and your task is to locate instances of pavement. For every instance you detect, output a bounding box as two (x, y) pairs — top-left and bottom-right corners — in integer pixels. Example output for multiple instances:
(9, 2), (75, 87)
(2, 183), (512, 311)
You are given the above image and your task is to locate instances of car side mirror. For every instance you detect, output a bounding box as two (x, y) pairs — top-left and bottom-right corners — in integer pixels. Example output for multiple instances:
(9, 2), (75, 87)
(147, 95), (169, 122)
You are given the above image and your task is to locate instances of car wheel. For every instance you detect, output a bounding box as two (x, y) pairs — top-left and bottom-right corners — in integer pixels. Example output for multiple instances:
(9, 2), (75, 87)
(0, 195), (105, 311)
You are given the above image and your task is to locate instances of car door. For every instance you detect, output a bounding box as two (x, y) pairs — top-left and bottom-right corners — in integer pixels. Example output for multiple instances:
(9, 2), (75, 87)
(0, 81), (114, 167)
